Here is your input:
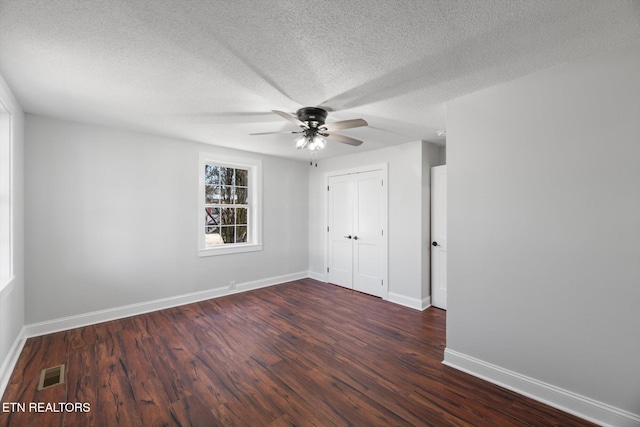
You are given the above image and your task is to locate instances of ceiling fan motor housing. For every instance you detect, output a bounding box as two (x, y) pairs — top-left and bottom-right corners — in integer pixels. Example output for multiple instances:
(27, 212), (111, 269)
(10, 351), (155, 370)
(296, 107), (327, 127)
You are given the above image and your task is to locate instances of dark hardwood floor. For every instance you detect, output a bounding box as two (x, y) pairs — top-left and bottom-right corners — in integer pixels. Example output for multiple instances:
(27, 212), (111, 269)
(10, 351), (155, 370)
(1, 279), (595, 426)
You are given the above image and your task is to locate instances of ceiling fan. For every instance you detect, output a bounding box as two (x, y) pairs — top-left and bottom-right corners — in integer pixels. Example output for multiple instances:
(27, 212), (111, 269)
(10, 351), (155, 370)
(250, 107), (368, 151)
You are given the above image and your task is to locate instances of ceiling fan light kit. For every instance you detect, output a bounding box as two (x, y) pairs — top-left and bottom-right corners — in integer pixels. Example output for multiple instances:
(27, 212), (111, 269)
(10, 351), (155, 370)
(295, 135), (307, 149)
(251, 107), (367, 152)
(296, 134), (326, 151)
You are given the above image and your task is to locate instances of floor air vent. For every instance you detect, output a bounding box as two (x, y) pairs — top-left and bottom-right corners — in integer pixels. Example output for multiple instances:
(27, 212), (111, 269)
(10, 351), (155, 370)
(38, 364), (65, 390)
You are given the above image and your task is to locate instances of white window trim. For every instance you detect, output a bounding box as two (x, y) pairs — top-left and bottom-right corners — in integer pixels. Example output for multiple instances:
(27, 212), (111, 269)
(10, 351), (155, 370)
(198, 152), (262, 257)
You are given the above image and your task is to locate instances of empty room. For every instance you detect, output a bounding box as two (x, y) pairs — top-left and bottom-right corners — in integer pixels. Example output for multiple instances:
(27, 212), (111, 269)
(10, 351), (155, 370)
(1, 1), (639, 426)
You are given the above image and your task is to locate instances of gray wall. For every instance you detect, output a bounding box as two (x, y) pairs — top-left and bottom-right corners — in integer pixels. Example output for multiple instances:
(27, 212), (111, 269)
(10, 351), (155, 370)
(446, 43), (640, 416)
(308, 140), (442, 308)
(24, 115), (309, 323)
(0, 76), (25, 386)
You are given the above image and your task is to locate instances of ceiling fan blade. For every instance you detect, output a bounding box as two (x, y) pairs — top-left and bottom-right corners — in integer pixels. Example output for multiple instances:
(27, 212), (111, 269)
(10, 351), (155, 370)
(324, 132), (363, 146)
(249, 130), (301, 135)
(271, 110), (308, 128)
(321, 118), (368, 132)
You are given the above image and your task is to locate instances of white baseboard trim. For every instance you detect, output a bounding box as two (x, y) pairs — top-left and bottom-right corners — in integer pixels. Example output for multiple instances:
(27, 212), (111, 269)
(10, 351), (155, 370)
(25, 271), (309, 338)
(387, 292), (431, 311)
(0, 326), (27, 399)
(443, 348), (640, 427)
(307, 271), (326, 282)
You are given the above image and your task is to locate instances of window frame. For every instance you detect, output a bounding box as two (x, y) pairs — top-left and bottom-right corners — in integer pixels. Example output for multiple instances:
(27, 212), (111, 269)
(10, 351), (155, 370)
(198, 152), (262, 257)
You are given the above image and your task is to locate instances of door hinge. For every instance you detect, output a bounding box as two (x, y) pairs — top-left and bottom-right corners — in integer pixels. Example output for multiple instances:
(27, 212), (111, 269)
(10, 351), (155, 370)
(381, 229), (384, 236)
(327, 267), (330, 273)
(381, 179), (384, 186)
(381, 279), (384, 286)
(327, 185), (330, 191)
(327, 226), (329, 232)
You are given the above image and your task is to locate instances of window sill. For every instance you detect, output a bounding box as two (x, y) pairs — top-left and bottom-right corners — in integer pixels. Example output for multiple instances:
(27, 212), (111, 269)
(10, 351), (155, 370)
(199, 243), (263, 257)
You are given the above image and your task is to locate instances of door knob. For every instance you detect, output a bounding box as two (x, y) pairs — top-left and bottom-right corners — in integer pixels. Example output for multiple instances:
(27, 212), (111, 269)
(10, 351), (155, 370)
(432, 241), (438, 246)
(353, 236), (359, 240)
(344, 235), (352, 239)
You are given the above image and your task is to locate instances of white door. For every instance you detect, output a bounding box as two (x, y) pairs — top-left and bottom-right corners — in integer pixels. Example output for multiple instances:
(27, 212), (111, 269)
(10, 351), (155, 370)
(431, 165), (447, 309)
(327, 174), (354, 288)
(353, 171), (385, 297)
(328, 169), (387, 298)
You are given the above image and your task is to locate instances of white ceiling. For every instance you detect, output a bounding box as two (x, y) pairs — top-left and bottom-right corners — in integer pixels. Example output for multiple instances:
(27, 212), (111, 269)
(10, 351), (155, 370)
(1, 1), (639, 160)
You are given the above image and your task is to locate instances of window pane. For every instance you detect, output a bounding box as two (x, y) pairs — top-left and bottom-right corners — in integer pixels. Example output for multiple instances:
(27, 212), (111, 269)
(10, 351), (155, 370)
(235, 187), (247, 204)
(221, 208), (235, 225)
(235, 169), (248, 186)
(220, 226), (235, 244)
(220, 186), (234, 204)
(205, 165), (221, 185)
(205, 226), (223, 247)
(205, 185), (220, 203)
(205, 207), (221, 226)
(204, 165), (214, 184)
(236, 208), (247, 225)
(220, 167), (233, 185)
(236, 226), (247, 243)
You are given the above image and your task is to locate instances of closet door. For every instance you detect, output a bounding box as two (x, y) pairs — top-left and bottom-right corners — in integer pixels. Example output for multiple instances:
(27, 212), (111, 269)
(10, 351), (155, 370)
(327, 169), (386, 298)
(352, 170), (385, 297)
(327, 174), (354, 289)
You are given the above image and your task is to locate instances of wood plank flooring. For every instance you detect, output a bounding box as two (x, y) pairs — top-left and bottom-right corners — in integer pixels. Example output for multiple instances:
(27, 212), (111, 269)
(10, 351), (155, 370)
(1, 279), (596, 426)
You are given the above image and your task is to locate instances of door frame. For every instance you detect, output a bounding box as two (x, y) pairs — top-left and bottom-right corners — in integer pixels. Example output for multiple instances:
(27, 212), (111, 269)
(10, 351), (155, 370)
(324, 163), (389, 299)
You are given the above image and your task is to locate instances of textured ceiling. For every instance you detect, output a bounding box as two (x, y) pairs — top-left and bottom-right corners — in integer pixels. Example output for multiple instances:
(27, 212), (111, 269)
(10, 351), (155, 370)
(1, 0), (639, 160)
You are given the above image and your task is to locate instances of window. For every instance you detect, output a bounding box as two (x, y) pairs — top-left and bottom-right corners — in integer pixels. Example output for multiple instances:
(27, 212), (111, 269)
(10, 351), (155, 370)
(204, 165), (248, 245)
(199, 153), (262, 256)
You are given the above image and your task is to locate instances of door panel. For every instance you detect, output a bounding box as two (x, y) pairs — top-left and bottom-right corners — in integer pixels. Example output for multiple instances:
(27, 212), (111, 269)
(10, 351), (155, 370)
(327, 175), (354, 289)
(353, 171), (385, 298)
(329, 240), (353, 288)
(354, 242), (382, 296)
(330, 179), (353, 236)
(356, 176), (380, 235)
(433, 248), (447, 306)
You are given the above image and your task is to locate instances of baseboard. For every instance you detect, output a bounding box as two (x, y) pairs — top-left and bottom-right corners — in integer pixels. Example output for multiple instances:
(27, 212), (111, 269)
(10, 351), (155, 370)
(25, 271), (309, 338)
(387, 292), (431, 311)
(0, 326), (26, 399)
(234, 271), (308, 292)
(443, 348), (640, 427)
(307, 271), (326, 282)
